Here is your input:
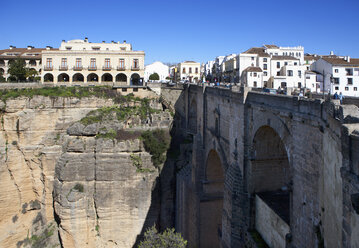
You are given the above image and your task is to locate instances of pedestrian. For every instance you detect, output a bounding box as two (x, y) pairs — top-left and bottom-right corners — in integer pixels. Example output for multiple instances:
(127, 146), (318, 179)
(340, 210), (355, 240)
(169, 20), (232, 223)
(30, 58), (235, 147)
(333, 92), (338, 99)
(339, 92), (344, 104)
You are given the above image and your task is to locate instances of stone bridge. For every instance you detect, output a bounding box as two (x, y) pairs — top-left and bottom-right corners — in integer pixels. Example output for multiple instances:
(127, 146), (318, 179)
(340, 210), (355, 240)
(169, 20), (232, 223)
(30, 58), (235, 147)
(170, 85), (359, 248)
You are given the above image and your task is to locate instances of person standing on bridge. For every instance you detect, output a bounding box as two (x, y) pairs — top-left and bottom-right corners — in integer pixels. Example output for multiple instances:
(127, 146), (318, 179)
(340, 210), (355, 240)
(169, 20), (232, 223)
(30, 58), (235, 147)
(339, 92), (344, 104)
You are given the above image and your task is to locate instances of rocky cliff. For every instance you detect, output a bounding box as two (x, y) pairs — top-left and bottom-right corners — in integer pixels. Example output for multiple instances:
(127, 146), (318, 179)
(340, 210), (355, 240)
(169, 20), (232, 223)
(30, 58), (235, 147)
(0, 89), (177, 248)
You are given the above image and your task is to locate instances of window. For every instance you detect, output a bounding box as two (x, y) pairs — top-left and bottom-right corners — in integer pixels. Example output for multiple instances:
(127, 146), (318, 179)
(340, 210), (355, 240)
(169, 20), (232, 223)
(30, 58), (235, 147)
(251, 57), (254, 61)
(61, 58), (67, 67)
(263, 58), (267, 62)
(335, 69), (339, 73)
(335, 86), (339, 90)
(75, 58), (82, 68)
(90, 58), (96, 68)
(281, 82), (287, 88)
(66, 47), (72, 50)
(277, 71), (280, 76)
(46, 58), (52, 68)
(254, 72), (257, 77)
(287, 70), (293, 76)
(92, 47), (100, 50)
(195, 67), (198, 73)
(263, 64), (267, 70)
(284, 62), (288, 66)
(294, 62), (298, 65)
(346, 68), (353, 76)
(105, 58), (111, 68)
(254, 81), (257, 87)
(264, 72), (267, 76)
(298, 82), (302, 88)
(277, 62), (280, 68)
(348, 78), (353, 84)
(333, 78), (339, 84)
(355, 87), (358, 91)
(119, 59), (125, 68)
(133, 59), (139, 68)
(182, 68), (186, 73)
(345, 87), (349, 91)
(189, 67), (192, 73)
(298, 70), (302, 77)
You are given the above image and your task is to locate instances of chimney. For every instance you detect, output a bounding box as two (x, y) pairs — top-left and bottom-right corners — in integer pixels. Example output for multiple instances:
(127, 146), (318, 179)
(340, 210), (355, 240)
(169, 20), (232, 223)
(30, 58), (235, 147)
(84, 37), (88, 42)
(9, 45), (14, 49)
(123, 40), (126, 43)
(62, 40), (65, 43)
(347, 56), (350, 62)
(111, 40), (114, 44)
(27, 45), (32, 50)
(102, 41), (105, 43)
(46, 46), (52, 50)
(330, 51), (334, 56)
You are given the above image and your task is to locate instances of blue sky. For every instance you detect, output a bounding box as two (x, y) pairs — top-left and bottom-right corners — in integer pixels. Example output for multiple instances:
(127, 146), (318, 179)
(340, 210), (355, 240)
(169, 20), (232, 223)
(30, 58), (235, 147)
(2, 0), (359, 64)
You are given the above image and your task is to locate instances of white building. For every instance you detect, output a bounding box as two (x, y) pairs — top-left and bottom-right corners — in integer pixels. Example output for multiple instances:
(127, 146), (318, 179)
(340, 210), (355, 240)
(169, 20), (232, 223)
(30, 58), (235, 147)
(176, 61), (201, 82)
(241, 66), (263, 87)
(203, 60), (214, 80)
(212, 56), (225, 81)
(311, 56), (359, 96)
(41, 38), (145, 85)
(144, 61), (169, 82)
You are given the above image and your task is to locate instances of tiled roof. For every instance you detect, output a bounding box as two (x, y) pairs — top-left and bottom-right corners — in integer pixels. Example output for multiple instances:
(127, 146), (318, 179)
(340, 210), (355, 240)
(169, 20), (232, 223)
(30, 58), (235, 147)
(242, 47), (270, 57)
(264, 44), (279, 49)
(304, 55), (321, 61)
(0, 48), (58, 59)
(271, 55), (298, 60)
(322, 57), (359, 66)
(243, 66), (262, 72)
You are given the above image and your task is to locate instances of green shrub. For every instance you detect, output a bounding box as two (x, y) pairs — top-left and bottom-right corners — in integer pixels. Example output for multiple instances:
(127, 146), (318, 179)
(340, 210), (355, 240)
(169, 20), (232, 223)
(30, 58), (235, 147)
(73, 183), (84, 192)
(138, 225), (187, 248)
(141, 129), (170, 167)
(149, 73), (160, 81)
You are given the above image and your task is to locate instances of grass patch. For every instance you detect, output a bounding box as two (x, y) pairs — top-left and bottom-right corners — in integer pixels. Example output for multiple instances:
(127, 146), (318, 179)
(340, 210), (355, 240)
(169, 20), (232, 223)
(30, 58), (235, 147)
(73, 183), (84, 192)
(96, 129), (117, 140)
(141, 129), (170, 167)
(80, 100), (161, 126)
(249, 230), (269, 248)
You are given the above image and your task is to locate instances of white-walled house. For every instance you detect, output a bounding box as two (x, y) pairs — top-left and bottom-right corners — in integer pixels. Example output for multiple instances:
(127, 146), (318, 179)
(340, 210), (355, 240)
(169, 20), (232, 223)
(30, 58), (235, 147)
(311, 57), (359, 96)
(176, 61), (201, 82)
(144, 61), (169, 82)
(241, 66), (263, 87)
(305, 71), (320, 93)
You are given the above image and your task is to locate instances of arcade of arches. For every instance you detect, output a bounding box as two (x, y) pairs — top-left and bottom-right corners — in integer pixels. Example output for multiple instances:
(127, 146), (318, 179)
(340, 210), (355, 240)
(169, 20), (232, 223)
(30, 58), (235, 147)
(40, 73), (141, 84)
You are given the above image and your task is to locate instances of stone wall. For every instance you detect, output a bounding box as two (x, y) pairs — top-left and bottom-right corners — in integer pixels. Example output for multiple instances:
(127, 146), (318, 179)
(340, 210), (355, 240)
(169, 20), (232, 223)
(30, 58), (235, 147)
(176, 85), (359, 248)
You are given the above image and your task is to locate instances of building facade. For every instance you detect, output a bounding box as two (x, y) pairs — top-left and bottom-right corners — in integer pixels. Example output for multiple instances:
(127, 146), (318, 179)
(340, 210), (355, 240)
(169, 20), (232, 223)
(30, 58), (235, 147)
(144, 61), (169, 82)
(312, 56), (359, 96)
(41, 38), (145, 85)
(0, 46), (48, 81)
(176, 61), (201, 82)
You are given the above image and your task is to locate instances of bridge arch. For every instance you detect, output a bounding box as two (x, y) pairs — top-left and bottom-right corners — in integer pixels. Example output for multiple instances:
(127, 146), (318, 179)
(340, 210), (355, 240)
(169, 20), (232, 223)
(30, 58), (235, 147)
(249, 125), (291, 247)
(200, 149), (224, 248)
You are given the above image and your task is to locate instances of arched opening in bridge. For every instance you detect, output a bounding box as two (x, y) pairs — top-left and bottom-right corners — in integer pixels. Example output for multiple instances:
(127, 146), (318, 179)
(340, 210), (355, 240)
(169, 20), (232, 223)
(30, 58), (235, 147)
(250, 125), (290, 248)
(58, 73), (69, 82)
(73, 73), (84, 82)
(200, 149), (224, 248)
(115, 73), (127, 82)
(102, 73), (113, 82)
(44, 73), (53, 82)
(87, 73), (98, 82)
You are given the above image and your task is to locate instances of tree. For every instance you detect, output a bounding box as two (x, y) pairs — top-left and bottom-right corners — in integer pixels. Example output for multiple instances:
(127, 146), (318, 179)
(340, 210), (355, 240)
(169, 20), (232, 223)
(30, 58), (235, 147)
(26, 68), (39, 81)
(149, 73), (160, 81)
(8, 58), (27, 82)
(0, 71), (5, 82)
(138, 225), (187, 248)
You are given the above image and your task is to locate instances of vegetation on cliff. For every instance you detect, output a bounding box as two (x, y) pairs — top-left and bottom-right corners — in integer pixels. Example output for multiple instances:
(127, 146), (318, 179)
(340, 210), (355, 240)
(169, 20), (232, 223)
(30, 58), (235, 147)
(0, 86), (147, 103)
(138, 225), (187, 248)
(141, 129), (170, 167)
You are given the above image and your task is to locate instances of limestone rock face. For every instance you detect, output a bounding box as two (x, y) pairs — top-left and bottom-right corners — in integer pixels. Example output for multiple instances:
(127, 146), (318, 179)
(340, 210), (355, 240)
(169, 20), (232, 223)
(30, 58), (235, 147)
(54, 135), (159, 247)
(0, 95), (172, 248)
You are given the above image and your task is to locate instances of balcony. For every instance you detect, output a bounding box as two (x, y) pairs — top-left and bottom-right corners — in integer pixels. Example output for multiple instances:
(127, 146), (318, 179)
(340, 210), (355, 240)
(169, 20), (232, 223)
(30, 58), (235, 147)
(88, 66), (97, 71)
(44, 66), (53, 71)
(59, 66), (68, 71)
(102, 66), (112, 71)
(117, 66), (126, 71)
(73, 66), (83, 71)
(131, 66), (140, 71)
